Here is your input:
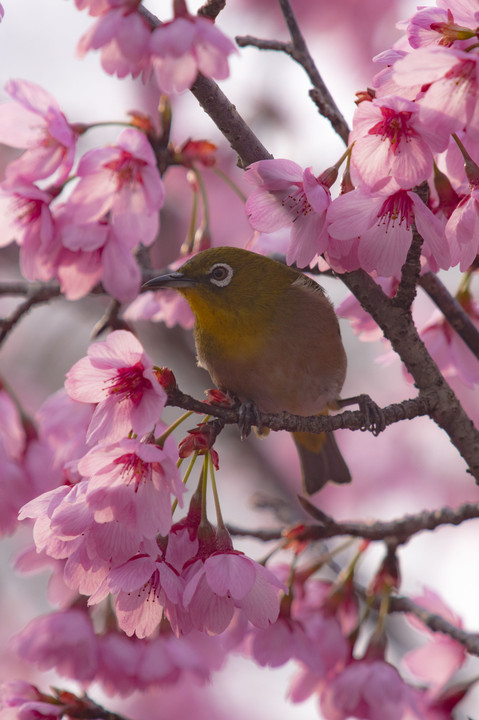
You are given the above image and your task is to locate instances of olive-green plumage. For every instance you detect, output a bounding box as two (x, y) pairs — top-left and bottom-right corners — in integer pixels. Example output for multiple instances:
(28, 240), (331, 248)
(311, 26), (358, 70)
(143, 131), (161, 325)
(146, 247), (351, 493)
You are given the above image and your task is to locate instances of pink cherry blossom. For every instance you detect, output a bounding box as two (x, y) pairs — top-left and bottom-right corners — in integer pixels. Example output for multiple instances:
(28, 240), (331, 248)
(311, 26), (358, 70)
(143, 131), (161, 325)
(66, 128), (164, 248)
(149, 15), (236, 94)
(445, 187), (479, 270)
(337, 278), (398, 341)
(350, 95), (448, 189)
(417, 303), (479, 388)
(124, 288), (195, 329)
(53, 207), (142, 302)
(327, 186), (450, 277)
(77, 6), (151, 79)
(0, 79), (78, 184)
(393, 47), (479, 139)
(95, 628), (226, 695)
(403, 588), (467, 692)
(0, 387), (25, 460)
(0, 181), (57, 282)
(245, 159), (331, 268)
(65, 330), (166, 445)
(78, 435), (184, 537)
(19, 480), (147, 596)
(0, 681), (64, 719)
(0, 443), (31, 537)
(75, 0), (140, 15)
(319, 659), (420, 720)
(35, 389), (93, 481)
(405, 3), (479, 50)
(11, 609), (99, 682)
(183, 550), (283, 635)
(89, 553), (184, 638)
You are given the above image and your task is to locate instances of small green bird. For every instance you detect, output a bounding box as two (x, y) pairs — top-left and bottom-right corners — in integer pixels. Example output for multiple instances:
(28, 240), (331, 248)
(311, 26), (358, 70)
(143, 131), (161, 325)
(146, 246), (351, 494)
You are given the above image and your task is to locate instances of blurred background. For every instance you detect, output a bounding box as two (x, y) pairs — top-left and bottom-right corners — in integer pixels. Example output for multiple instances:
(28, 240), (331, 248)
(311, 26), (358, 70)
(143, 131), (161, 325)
(1, 1), (479, 718)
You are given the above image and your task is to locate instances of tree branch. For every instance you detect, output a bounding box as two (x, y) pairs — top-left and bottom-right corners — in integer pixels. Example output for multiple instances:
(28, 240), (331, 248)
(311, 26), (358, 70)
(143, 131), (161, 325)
(228, 500), (479, 545)
(419, 271), (479, 358)
(166, 386), (433, 434)
(0, 283), (63, 345)
(389, 595), (479, 657)
(236, 0), (350, 143)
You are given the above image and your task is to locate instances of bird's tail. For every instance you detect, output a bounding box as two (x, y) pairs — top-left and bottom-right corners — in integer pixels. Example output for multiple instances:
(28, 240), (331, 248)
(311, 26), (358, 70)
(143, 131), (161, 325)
(292, 426), (351, 495)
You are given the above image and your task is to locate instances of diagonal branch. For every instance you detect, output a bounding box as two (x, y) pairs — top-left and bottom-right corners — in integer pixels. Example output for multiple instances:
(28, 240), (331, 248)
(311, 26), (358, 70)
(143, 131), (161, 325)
(419, 271), (479, 358)
(236, 0), (350, 143)
(389, 595), (479, 657)
(0, 283), (63, 345)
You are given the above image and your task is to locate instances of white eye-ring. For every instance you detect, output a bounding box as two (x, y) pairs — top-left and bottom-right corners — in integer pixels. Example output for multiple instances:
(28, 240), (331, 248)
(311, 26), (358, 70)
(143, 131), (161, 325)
(208, 262), (234, 287)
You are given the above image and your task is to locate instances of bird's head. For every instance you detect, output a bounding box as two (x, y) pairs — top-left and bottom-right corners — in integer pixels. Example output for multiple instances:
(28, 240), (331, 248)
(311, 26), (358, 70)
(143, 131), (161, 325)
(144, 247), (299, 324)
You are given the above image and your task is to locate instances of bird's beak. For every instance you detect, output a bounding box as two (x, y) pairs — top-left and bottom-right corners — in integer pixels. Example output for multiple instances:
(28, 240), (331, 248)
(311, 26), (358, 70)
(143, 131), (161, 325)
(143, 272), (197, 290)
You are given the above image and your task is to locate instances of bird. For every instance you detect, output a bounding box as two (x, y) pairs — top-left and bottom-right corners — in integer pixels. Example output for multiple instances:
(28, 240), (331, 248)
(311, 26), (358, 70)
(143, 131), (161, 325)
(145, 246), (351, 494)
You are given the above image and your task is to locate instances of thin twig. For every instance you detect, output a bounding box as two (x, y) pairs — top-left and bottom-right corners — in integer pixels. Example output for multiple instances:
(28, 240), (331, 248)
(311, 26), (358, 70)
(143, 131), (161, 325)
(419, 271), (479, 358)
(236, 0), (350, 143)
(228, 501), (479, 545)
(389, 595), (479, 657)
(0, 284), (63, 344)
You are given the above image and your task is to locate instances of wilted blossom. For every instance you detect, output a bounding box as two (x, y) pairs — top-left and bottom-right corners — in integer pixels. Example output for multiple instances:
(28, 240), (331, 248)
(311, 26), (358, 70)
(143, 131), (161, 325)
(65, 330), (166, 445)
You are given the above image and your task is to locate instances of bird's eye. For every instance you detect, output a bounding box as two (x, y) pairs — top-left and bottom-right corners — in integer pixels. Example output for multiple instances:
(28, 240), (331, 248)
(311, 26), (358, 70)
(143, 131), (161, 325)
(208, 262), (234, 287)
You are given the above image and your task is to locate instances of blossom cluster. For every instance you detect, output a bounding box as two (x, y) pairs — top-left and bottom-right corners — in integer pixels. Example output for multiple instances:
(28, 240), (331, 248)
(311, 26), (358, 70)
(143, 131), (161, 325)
(0, 0), (235, 305)
(244, 0), (479, 390)
(0, 327), (470, 716)
(75, 0), (236, 89)
(1, 0), (478, 718)
(245, 0), (479, 279)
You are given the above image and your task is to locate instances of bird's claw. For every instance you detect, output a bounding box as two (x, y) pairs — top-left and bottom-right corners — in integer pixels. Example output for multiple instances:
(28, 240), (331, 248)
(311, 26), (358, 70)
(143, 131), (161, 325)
(356, 394), (386, 436)
(236, 399), (263, 440)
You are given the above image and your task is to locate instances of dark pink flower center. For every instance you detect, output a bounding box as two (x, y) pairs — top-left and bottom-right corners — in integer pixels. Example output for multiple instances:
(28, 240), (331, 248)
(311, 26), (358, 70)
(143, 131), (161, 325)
(377, 191), (414, 232)
(13, 196), (44, 228)
(115, 451), (150, 491)
(445, 58), (477, 91)
(108, 361), (152, 404)
(281, 185), (313, 221)
(368, 107), (415, 154)
(106, 150), (146, 189)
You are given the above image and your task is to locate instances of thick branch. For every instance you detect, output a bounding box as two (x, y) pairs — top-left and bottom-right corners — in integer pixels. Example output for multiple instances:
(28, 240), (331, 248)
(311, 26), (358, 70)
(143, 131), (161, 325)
(341, 270), (479, 480)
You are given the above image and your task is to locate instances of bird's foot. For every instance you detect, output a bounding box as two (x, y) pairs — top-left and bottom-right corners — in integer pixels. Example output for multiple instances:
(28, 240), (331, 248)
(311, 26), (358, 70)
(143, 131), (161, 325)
(338, 394), (386, 436)
(235, 398), (263, 440)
